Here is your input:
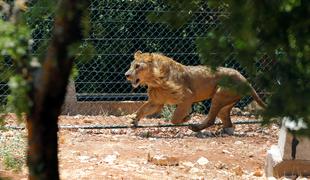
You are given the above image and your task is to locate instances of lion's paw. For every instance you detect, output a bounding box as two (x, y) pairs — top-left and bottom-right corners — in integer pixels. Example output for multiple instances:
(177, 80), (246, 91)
(189, 124), (204, 132)
(130, 119), (139, 128)
(222, 127), (234, 135)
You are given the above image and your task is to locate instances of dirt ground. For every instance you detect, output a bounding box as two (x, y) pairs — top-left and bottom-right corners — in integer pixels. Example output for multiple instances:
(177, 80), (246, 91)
(1, 114), (282, 179)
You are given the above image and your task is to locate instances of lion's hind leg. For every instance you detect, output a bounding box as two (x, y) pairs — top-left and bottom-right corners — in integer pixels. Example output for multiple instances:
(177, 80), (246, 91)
(217, 103), (237, 135)
(189, 88), (240, 132)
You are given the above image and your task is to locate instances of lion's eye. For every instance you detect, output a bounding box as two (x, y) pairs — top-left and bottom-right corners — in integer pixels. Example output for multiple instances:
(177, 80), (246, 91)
(135, 64), (140, 69)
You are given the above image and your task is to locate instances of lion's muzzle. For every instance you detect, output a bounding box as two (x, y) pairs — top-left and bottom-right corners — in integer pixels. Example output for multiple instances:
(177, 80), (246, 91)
(125, 71), (140, 88)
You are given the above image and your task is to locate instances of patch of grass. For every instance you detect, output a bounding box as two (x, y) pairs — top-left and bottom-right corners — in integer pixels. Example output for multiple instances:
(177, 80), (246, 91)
(2, 152), (24, 171)
(192, 102), (206, 114)
(161, 105), (176, 121)
(0, 131), (26, 172)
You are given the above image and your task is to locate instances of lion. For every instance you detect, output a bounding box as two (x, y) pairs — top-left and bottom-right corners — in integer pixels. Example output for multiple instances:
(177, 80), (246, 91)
(125, 50), (266, 133)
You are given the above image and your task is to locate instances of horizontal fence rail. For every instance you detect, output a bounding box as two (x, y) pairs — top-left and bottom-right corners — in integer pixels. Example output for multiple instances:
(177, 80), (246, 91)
(5, 120), (262, 130)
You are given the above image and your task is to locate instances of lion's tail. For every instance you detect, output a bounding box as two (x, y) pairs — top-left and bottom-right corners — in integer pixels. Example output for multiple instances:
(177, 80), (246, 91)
(250, 86), (267, 109)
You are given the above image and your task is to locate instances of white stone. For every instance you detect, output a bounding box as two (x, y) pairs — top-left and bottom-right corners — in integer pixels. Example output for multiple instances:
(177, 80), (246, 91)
(189, 167), (200, 174)
(234, 141), (243, 145)
(103, 154), (118, 164)
(222, 149), (231, 154)
(78, 155), (90, 162)
(197, 157), (209, 166)
(182, 161), (195, 167)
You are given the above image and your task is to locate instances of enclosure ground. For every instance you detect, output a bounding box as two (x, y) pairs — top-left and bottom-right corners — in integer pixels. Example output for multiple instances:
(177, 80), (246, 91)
(1, 115), (282, 179)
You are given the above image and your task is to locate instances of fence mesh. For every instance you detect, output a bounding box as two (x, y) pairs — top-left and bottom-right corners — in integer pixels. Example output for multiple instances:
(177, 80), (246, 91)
(1, 0), (272, 122)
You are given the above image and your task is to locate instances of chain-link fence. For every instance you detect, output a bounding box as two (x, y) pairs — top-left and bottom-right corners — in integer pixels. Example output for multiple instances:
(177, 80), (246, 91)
(1, 0), (272, 121)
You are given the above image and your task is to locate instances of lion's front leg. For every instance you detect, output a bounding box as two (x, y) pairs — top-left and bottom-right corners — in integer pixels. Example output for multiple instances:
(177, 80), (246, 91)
(171, 101), (192, 124)
(131, 101), (163, 127)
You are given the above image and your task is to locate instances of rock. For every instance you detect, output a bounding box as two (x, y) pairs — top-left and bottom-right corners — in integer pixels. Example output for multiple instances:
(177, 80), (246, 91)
(233, 166), (243, 176)
(182, 161), (195, 168)
(103, 154), (118, 164)
(59, 137), (65, 144)
(210, 141), (217, 145)
(197, 157), (209, 166)
(78, 155), (90, 163)
(73, 114), (83, 119)
(253, 169), (263, 177)
(83, 119), (92, 124)
(234, 141), (243, 145)
(147, 153), (179, 166)
(222, 149), (231, 154)
(215, 161), (227, 169)
(189, 167), (200, 174)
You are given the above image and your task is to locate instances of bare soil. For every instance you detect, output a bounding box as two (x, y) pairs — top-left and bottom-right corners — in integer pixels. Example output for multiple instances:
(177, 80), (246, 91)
(1, 114), (280, 179)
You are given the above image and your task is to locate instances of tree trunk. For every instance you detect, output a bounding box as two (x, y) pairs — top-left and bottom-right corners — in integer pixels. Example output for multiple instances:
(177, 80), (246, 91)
(26, 1), (90, 179)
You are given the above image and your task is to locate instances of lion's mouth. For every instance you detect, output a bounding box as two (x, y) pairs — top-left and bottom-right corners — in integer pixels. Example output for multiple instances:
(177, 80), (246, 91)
(131, 78), (140, 88)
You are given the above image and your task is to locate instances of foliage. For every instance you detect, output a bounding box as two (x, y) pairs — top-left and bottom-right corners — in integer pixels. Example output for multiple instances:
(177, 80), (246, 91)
(0, 19), (30, 62)
(148, 0), (200, 28)
(6, 75), (30, 120)
(0, 4), (32, 119)
(155, 0), (310, 136)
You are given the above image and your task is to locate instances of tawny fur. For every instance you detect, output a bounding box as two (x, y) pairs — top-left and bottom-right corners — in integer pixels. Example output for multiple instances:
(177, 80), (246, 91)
(125, 51), (266, 132)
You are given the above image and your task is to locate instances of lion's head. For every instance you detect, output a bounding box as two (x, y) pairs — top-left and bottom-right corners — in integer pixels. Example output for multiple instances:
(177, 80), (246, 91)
(125, 50), (186, 88)
(125, 50), (154, 88)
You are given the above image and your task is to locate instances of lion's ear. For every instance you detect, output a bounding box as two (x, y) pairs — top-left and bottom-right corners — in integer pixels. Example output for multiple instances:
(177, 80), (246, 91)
(134, 50), (142, 59)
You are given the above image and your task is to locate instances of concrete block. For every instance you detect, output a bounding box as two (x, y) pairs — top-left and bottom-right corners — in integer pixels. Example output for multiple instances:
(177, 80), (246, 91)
(265, 125), (310, 178)
(278, 126), (310, 161)
(62, 81), (143, 115)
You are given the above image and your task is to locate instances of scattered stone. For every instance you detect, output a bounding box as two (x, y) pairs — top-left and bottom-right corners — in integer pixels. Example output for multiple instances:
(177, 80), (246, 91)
(90, 158), (98, 162)
(189, 167), (200, 174)
(197, 157), (209, 166)
(103, 154), (118, 164)
(83, 119), (92, 124)
(234, 141), (243, 145)
(59, 136), (66, 144)
(181, 161), (195, 168)
(210, 141), (217, 145)
(233, 166), (243, 176)
(222, 149), (231, 154)
(253, 168), (263, 177)
(78, 155), (90, 163)
(215, 161), (227, 169)
(147, 153), (179, 166)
